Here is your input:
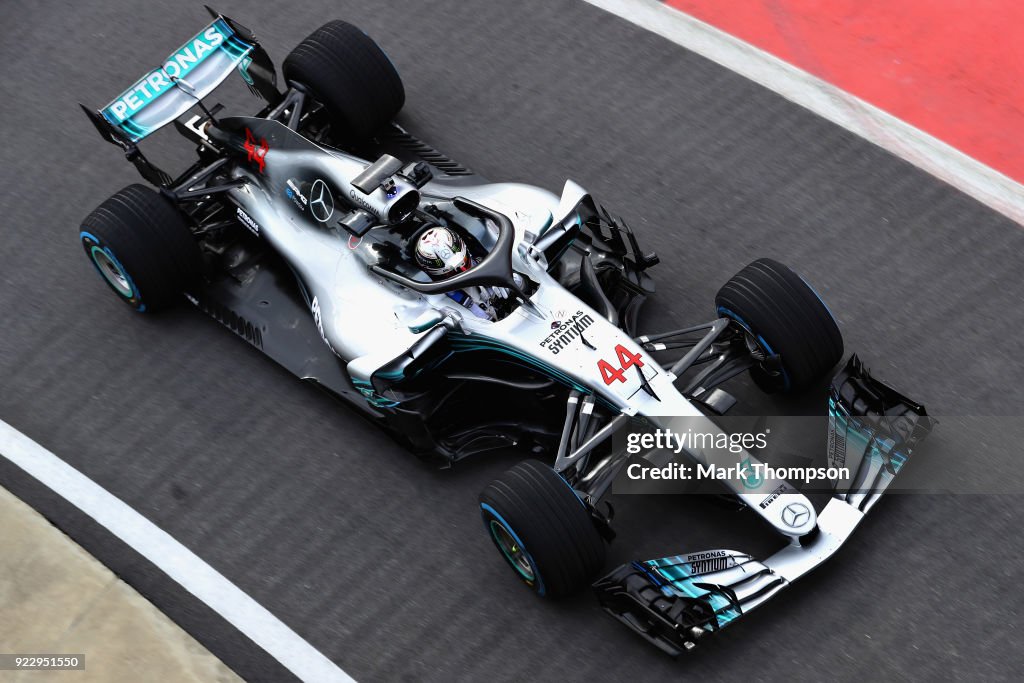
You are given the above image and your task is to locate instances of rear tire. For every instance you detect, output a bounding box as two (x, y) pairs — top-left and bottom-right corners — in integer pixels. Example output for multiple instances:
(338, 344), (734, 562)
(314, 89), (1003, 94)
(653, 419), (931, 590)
(79, 184), (201, 312)
(282, 20), (405, 140)
(479, 460), (606, 598)
(715, 258), (843, 392)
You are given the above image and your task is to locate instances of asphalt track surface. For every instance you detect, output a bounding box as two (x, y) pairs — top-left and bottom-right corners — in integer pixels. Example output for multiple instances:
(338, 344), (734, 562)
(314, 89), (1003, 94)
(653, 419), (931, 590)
(1, 1), (1022, 681)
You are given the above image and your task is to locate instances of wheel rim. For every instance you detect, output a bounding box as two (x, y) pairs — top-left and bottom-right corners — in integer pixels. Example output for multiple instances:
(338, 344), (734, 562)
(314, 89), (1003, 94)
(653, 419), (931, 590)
(488, 519), (535, 582)
(718, 306), (791, 390)
(89, 246), (133, 298)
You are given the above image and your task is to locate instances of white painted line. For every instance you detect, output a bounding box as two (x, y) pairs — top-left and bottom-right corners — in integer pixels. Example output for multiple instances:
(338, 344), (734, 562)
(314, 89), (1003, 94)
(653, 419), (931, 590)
(0, 419), (354, 683)
(583, 0), (1024, 226)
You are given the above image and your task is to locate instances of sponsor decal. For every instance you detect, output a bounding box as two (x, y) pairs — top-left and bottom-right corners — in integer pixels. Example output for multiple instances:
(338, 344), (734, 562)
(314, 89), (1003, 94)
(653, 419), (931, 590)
(244, 128), (268, 173)
(539, 310), (594, 355)
(311, 296), (335, 353)
(684, 550), (736, 576)
(104, 25), (227, 122)
(549, 310), (568, 329)
(826, 408), (847, 470)
(309, 179), (334, 223)
(781, 502), (811, 528)
(348, 188), (376, 215)
(286, 179), (308, 211)
(685, 550), (727, 562)
(759, 483), (787, 509)
(235, 207), (260, 236)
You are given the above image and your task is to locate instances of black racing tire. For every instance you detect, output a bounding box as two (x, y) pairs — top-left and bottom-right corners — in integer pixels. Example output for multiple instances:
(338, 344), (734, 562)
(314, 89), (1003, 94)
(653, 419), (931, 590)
(479, 460), (606, 598)
(282, 20), (405, 140)
(79, 184), (201, 313)
(715, 258), (843, 392)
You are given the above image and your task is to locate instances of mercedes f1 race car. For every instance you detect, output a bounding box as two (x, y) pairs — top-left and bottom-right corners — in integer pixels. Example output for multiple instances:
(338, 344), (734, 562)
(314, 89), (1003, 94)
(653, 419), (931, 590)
(79, 11), (933, 655)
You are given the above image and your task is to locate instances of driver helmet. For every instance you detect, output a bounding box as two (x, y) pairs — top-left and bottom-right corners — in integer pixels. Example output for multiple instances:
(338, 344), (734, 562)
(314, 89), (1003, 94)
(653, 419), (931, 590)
(414, 227), (471, 279)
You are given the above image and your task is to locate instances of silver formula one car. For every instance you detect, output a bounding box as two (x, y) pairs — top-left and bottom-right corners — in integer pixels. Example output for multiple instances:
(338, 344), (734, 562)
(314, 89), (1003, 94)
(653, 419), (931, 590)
(79, 11), (932, 655)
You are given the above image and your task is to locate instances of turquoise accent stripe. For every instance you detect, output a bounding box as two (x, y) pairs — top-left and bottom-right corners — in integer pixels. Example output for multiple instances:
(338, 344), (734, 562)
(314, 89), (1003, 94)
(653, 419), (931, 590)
(351, 378), (399, 408)
(120, 119), (148, 138)
(223, 34), (252, 58)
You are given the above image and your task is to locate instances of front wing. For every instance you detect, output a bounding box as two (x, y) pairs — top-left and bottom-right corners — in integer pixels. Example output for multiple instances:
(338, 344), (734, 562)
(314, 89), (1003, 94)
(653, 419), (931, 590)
(594, 356), (933, 654)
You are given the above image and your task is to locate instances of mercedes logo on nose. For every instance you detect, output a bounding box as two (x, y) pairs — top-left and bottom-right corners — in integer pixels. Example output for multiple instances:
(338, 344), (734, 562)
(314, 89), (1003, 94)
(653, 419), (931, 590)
(310, 179), (334, 223)
(781, 502), (810, 528)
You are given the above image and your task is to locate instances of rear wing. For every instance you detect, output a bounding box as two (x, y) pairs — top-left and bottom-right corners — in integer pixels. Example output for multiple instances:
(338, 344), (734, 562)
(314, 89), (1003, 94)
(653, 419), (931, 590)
(81, 9), (278, 185)
(101, 17), (253, 142)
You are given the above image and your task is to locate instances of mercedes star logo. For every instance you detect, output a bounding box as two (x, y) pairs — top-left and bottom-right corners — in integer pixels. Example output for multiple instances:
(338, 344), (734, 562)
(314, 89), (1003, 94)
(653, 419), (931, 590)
(781, 502), (810, 528)
(310, 179), (334, 223)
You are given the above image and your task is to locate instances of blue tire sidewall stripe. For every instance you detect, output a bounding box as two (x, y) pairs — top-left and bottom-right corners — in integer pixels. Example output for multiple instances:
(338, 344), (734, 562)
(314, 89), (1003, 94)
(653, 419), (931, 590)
(796, 273), (840, 325)
(480, 502), (546, 596)
(80, 230), (146, 312)
(552, 468), (588, 512)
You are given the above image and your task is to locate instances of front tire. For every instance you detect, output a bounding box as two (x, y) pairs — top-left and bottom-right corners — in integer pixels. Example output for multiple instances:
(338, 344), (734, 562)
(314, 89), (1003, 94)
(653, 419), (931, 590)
(479, 460), (606, 598)
(282, 20), (405, 140)
(79, 184), (201, 312)
(715, 258), (843, 392)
